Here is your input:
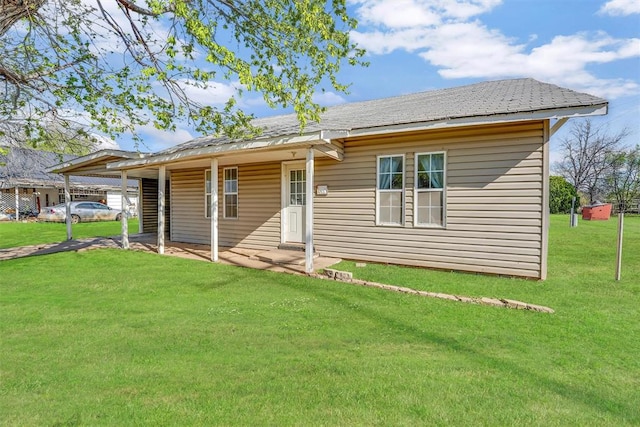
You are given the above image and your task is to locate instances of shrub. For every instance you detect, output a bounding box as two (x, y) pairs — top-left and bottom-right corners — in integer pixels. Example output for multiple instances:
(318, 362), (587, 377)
(550, 175), (579, 214)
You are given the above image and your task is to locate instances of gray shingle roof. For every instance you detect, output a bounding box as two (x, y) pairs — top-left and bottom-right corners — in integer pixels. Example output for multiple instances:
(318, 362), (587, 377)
(159, 78), (607, 155)
(0, 147), (137, 189)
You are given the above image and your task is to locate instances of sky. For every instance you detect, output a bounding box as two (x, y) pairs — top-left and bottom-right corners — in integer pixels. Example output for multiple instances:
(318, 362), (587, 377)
(105, 0), (640, 165)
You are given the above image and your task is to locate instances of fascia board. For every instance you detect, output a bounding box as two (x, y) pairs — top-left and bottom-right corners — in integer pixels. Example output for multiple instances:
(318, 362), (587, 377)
(48, 149), (147, 173)
(347, 104), (608, 138)
(107, 133), (330, 170)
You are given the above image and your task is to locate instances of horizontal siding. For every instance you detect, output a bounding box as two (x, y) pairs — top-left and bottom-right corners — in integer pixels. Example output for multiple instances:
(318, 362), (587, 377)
(170, 170), (208, 244)
(314, 121), (545, 278)
(220, 163), (281, 250)
(169, 164), (280, 249)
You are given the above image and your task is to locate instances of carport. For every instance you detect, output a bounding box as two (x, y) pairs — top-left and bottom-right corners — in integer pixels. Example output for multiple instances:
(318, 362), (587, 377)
(50, 150), (170, 251)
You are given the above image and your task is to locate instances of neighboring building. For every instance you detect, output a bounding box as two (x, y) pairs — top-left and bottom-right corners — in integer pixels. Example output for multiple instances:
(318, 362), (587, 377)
(0, 147), (138, 219)
(53, 78), (608, 279)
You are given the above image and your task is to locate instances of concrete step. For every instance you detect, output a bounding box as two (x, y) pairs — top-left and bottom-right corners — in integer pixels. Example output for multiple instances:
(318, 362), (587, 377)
(252, 249), (319, 266)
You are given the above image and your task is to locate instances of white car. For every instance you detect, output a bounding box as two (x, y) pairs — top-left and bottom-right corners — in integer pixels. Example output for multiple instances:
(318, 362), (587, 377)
(38, 201), (122, 224)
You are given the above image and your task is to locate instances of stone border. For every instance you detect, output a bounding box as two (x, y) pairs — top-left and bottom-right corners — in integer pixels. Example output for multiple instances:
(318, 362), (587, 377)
(315, 269), (554, 314)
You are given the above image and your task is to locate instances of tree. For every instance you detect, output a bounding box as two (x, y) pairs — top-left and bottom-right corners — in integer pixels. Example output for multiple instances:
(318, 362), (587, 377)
(603, 146), (640, 211)
(549, 175), (578, 214)
(553, 119), (630, 203)
(0, 0), (365, 149)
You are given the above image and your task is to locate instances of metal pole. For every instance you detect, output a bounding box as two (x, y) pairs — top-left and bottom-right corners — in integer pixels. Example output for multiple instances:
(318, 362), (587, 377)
(570, 196), (578, 227)
(615, 202), (624, 281)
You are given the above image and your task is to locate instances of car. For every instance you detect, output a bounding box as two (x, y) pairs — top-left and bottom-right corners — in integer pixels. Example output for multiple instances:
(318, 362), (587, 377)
(37, 201), (123, 224)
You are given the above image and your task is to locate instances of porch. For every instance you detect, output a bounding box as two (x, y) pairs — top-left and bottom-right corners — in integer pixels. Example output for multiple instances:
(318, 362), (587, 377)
(112, 234), (342, 274)
(0, 233), (342, 275)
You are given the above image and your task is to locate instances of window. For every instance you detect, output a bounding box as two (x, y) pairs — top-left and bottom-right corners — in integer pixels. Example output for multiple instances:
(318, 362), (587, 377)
(223, 167), (238, 219)
(415, 152), (445, 227)
(377, 155), (404, 225)
(289, 169), (305, 206)
(205, 168), (239, 218)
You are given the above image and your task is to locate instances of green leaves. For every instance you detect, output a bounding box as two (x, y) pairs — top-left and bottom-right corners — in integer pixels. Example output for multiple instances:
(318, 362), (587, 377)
(1, 0), (366, 149)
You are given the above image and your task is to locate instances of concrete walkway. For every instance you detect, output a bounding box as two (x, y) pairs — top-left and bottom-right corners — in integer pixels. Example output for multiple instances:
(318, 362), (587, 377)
(0, 234), (341, 275)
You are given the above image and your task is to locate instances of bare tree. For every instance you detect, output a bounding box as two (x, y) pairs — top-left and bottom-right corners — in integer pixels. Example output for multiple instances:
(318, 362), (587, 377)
(603, 146), (640, 211)
(553, 119), (630, 203)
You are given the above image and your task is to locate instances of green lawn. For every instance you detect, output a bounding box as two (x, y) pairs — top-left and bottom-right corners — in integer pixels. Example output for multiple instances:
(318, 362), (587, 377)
(1, 215), (638, 425)
(0, 219), (139, 249)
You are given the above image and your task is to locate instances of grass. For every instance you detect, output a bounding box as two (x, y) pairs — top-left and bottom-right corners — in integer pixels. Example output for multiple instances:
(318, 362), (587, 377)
(0, 215), (639, 425)
(0, 219), (139, 249)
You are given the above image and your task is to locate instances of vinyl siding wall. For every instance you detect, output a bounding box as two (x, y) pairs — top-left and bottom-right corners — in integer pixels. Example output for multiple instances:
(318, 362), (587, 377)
(166, 121), (546, 278)
(170, 163), (281, 249)
(313, 121), (546, 278)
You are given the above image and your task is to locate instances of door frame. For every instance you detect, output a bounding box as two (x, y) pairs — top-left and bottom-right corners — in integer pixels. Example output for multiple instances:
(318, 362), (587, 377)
(281, 161), (306, 244)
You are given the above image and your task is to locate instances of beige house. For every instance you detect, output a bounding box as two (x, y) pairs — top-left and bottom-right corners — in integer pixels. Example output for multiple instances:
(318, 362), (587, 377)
(53, 78), (607, 279)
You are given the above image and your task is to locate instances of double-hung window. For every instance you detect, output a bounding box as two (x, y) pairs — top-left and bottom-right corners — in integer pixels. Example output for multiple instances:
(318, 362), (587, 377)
(415, 152), (445, 227)
(205, 167), (239, 219)
(377, 155), (404, 225)
(223, 167), (238, 219)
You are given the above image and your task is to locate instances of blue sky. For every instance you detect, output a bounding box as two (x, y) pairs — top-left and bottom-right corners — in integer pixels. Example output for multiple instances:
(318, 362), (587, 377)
(109, 0), (639, 164)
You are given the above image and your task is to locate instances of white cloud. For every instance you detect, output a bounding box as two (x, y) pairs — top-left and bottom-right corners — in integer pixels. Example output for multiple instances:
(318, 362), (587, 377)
(440, 0), (503, 20)
(351, 1), (640, 98)
(350, 0), (501, 26)
(170, 79), (244, 106)
(354, 0), (442, 28)
(90, 133), (120, 151)
(599, 0), (640, 16)
(313, 91), (347, 106)
(135, 124), (194, 150)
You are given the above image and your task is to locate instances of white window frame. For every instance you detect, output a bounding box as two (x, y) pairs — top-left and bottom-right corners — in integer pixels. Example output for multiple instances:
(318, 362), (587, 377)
(223, 167), (238, 219)
(376, 154), (405, 226)
(414, 151), (446, 228)
(205, 169), (212, 218)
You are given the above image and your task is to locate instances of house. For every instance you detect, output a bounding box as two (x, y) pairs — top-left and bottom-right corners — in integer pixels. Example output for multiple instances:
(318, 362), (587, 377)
(52, 78), (607, 279)
(0, 147), (139, 219)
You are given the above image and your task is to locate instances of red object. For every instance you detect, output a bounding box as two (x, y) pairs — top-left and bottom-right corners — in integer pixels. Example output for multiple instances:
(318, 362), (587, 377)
(582, 203), (612, 220)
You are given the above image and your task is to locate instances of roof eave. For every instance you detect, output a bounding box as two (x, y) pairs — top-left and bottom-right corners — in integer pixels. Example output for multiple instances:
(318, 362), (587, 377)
(347, 104), (608, 138)
(48, 149), (148, 174)
(107, 131), (347, 170)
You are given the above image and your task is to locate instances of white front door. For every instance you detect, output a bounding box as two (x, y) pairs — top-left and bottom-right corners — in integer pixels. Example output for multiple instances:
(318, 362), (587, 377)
(284, 165), (306, 243)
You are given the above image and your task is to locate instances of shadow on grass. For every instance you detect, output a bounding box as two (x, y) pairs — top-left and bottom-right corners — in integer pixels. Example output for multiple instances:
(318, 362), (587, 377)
(279, 277), (637, 422)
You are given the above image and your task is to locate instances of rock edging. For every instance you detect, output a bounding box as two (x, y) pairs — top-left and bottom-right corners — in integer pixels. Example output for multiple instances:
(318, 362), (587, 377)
(315, 268), (554, 314)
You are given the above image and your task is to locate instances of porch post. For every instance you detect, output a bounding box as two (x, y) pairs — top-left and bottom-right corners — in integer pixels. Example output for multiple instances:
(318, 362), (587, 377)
(158, 165), (166, 255)
(138, 179), (143, 233)
(14, 186), (19, 221)
(64, 174), (72, 240)
(120, 170), (129, 249)
(210, 158), (219, 261)
(305, 148), (314, 273)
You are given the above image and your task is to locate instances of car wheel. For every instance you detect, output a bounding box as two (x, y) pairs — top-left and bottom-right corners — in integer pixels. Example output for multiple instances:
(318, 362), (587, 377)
(71, 214), (80, 224)
(115, 213), (122, 221)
